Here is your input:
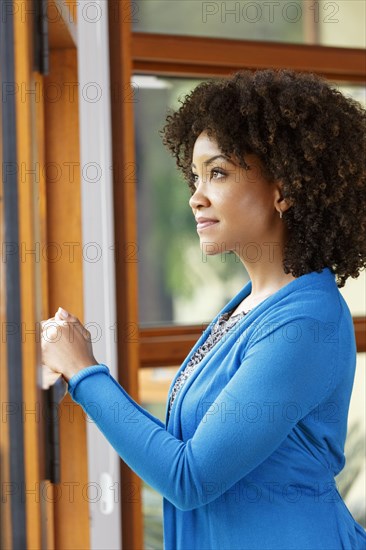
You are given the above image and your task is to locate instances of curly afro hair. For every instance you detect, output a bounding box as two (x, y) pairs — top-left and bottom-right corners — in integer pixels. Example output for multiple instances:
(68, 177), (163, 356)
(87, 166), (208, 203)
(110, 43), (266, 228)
(160, 69), (366, 288)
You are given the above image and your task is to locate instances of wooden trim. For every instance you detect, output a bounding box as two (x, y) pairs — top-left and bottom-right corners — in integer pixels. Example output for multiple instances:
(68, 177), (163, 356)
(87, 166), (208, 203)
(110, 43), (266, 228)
(108, 2), (144, 549)
(49, 0), (77, 50)
(64, 0), (78, 22)
(139, 326), (206, 368)
(44, 48), (90, 550)
(132, 33), (366, 82)
(133, 61), (366, 83)
(140, 317), (366, 367)
(0, 63), (12, 550)
(35, 70), (56, 550)
(13, 2), (42, 546)
(354, 317), (366, 353)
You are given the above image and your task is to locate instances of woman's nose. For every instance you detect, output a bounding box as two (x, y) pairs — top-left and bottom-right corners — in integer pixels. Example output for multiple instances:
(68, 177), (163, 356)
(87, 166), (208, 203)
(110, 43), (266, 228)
(189, 180), (210, 210)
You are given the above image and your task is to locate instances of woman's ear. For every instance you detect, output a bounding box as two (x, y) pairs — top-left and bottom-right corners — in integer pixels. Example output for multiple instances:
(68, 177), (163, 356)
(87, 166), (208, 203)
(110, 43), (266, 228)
(277, 197), (293, 213)
(274, 182), (293, 215)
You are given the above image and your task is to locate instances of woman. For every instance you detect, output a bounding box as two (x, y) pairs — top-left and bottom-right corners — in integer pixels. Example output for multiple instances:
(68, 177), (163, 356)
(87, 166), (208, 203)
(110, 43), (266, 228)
(42, 69), (366, 549)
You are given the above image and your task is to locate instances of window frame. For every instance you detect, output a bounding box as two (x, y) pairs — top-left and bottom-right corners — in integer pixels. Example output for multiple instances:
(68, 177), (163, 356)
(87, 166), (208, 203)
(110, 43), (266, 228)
(132, 32), (366, 82)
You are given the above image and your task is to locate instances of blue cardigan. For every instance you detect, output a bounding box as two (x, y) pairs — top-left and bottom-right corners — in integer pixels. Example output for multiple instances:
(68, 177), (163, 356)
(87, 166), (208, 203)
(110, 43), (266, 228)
(68, 267), (366, 549)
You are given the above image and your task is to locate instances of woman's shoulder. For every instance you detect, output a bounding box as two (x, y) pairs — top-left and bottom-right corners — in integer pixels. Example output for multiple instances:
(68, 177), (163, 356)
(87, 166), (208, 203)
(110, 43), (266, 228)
(240, 268), (354, 351)
(268, 267), (352, 324)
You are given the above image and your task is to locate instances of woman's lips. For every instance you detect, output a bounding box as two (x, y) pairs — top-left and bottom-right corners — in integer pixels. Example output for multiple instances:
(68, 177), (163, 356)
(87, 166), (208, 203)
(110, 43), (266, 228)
(196, 219), (219, 231)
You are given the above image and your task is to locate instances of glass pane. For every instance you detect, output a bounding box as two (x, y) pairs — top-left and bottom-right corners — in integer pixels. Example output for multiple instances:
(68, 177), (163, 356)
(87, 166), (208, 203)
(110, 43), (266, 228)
(319, 0), (366, 48)
(134, 76), (248, 327)
(139, 367), (177, 550)
(133, 0), (365, 48)
(335, 85), (366, 108)
(133, 0), (304, 43)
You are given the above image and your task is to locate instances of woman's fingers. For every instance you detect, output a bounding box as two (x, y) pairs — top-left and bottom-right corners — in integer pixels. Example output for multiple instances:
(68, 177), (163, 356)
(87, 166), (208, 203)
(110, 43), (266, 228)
(57, 307), (69, 320)
(40, 317), (62, 342)
(54, 308), (91, 342)
(40, 308), (97, 380)
(41, 364), (62, 390)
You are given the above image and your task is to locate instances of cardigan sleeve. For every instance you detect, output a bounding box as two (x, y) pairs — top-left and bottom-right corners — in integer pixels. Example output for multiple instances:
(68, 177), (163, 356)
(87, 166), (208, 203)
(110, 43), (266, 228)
(68, 315), (337, 511)
(68, 365), (166, 429)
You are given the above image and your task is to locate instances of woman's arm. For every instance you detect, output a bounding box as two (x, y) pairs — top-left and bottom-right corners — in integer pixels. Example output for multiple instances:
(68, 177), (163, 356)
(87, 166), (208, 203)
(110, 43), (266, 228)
(69, 365), (166, 429)
(68, 315), (338, 511)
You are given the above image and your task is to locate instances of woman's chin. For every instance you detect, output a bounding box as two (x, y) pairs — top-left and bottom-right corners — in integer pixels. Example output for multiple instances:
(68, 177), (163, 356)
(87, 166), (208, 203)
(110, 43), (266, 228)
(200, 241), (223, 256)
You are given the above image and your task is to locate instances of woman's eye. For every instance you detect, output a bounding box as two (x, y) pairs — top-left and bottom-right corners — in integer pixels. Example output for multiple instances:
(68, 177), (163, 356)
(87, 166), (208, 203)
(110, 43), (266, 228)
(190, 169), (226, 188)
(191, 173), (199, 187)
(211, 168), (226, 179)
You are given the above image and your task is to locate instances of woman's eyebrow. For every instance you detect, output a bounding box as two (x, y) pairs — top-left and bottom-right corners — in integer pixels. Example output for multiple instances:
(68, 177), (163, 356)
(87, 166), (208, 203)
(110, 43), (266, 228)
(191, 155), (234, 169)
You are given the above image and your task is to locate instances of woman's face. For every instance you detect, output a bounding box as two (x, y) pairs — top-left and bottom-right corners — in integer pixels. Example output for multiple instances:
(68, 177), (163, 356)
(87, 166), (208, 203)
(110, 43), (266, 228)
(189, 131), (283, 261)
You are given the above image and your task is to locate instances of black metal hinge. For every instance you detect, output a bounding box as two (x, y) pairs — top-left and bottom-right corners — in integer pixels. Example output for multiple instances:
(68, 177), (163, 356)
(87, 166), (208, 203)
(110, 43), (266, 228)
(33, 0), (49, 74)
(43, 377), (68, 484)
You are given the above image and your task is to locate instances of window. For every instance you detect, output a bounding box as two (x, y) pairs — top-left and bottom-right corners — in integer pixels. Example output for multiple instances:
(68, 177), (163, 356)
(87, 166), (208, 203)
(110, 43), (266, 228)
(134, 76), (248, 327)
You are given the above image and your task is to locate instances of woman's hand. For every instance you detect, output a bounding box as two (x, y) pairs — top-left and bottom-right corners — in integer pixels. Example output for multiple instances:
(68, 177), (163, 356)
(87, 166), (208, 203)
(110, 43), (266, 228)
(41, 307), (98, 383)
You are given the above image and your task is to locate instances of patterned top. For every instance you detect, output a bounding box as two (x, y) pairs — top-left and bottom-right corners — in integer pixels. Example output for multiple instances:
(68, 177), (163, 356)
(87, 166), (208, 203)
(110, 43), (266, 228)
(168, 308), (248, 416)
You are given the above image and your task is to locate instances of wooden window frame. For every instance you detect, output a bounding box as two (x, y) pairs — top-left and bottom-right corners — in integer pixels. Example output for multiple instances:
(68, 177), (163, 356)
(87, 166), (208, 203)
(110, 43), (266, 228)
(132, 32), (366, 82)
(139, 319), (366, 368)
